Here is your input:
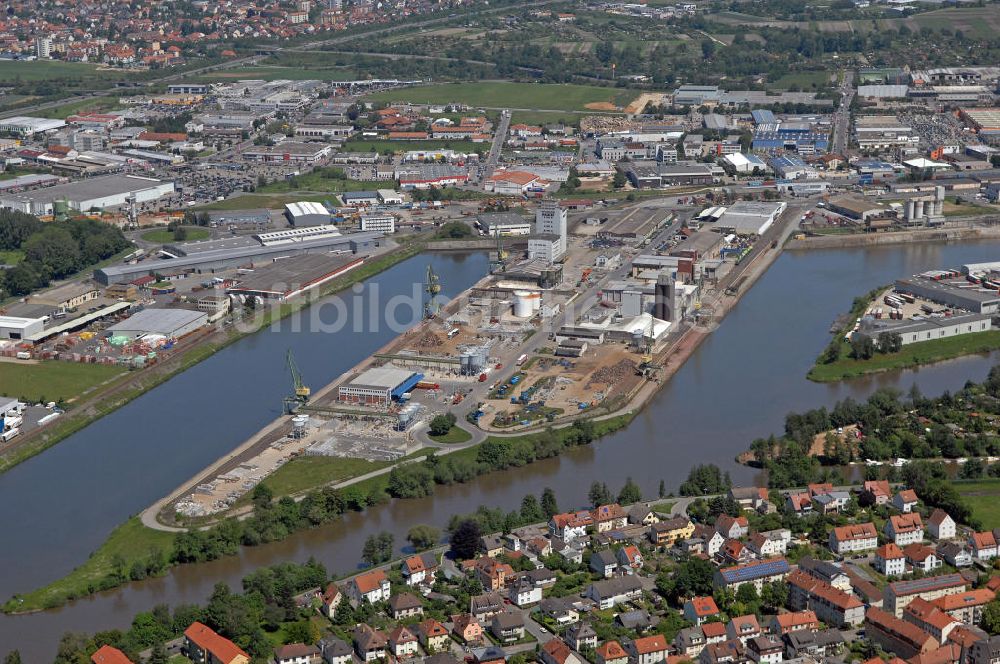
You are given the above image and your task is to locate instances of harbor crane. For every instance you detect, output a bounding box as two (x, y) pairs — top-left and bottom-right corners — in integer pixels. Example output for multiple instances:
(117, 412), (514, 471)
(490, 229), (509, 274)
(424, 264), (442, 318)
(637, 316), (657, 377)
(283, 348), (311, 413)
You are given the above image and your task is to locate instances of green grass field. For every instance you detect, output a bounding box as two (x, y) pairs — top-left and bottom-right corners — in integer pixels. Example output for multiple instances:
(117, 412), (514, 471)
(0, 250), (22, 265)
(34, 97), (121, 119)
(141, 226), (210, 244)
(4, 517), (175, 611)
(956, 479), (1000, 528)
(256, 456), (389, 497)
(429, 427), (473, 444)
(808, 330), (1000, 382)
(257, 172), (384, 195)
(903, 6), (1000, 39)
(0, 60), (112, 83)
(367, 82), (635, 112)
(0, 361), (125, 404)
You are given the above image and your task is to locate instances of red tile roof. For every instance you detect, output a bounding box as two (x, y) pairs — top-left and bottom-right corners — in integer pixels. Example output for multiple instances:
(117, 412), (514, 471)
(91, 645), (133, 664)
(631, 635), (667, 654)
(184, 622), (249, 664)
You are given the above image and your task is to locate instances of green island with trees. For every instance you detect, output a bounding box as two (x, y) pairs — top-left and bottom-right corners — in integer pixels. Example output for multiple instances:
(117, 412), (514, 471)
(810, 287), (1000, 382)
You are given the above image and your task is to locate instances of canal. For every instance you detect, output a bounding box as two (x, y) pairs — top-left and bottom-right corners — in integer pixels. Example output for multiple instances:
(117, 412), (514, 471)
(4, 240), (1000, 659)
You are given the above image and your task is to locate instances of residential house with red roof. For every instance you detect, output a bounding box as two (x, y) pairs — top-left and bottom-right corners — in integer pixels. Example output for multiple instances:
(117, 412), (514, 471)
(862, 480), (892, 505)
(768, 610), (818, 636)
(401, 552), (439, 586)
(903, 598), (960, 645)
(684, 596), (721, 625)
(886, 513), (924, 546)
(715, 515), (749, 540)
(970, 531), (998, 561)
(320, 582), (342, 619)
(596, 641), (629, 664)
(347, 569), (391, 605)
(592, 503), (628, 532)
(541, 638), (585, 664)
(726, 615), (761, 644)
(875, 543), (907, 577)
(829, 522), (878, 554)
(701, 622), (727, 644)
(893, 489), (919, 513)
(930, 588), (996, 624)
(91, 645), (133, 664)
(786, 569), (865, 628)
(865, 607), (939, 659)
(184, 622), (250, 664)
(418, 619), (450, 652)
(625, 634), (668, 664)
(617, 545), (644, 570)
(903, 544), (941, 573)
(550, 511), (593, 541)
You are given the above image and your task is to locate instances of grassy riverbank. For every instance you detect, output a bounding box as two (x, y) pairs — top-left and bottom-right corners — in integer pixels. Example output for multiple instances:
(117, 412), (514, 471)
(808, 330), (1000, 382)
(0, 243), (423, 476)
(0, 361), (125, 404)
(5, 410), (637, 613)
(4, 518), (175, 612)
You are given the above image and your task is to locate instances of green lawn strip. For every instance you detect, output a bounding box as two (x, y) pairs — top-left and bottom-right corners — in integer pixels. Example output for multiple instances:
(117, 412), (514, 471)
(366, 82), (637, 112)
(429, 427), (473, 444)
(807, 330), (1000, 382)
(257, 456), (389, 497)
(0, 361), (125, 404)
(34, 97), (121, 119)
(955, 479), (1000, 528)
(651, 500), (676, 514)
(4, 517), (175, 612)
(141, 227), (211, 243)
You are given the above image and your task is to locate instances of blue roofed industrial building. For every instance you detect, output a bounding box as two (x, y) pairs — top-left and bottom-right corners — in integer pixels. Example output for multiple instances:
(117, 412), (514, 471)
(338, 365), (425, 408)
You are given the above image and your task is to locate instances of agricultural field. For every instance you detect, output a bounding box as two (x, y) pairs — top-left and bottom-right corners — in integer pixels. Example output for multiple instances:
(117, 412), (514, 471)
(956, 479), (1000, 528)
(902, 6), (1000, 39)
(0, 361), (125, 404)
(367, 82), (636, 112)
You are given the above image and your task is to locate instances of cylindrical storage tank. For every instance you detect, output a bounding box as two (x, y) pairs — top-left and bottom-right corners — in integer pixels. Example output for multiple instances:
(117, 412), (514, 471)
(513, 290), (533, 318)
(53, 199), (69, 218)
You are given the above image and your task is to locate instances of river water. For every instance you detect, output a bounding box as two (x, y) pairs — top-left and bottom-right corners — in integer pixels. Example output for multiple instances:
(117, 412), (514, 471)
(5, 241), (1000, 659)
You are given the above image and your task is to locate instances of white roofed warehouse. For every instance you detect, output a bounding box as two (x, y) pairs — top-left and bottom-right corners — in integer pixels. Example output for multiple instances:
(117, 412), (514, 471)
(0, 174), (174, 215)
(338, 365), (425, 408)
(284, 201), (331, 227)
(715, 201), (787, 236)
(105, 308), (208, 340)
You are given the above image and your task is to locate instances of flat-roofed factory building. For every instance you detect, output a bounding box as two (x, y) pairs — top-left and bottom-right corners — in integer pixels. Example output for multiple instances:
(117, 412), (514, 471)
(226, 253), (365, 301)
(895, 272), (1000, 314)
(338, 366), (425, 408)
(0, 174), (174, 215)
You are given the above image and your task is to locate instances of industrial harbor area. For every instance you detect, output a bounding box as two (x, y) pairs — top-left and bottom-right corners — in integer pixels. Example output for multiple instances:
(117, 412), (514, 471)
(17, 2), (1000, 661)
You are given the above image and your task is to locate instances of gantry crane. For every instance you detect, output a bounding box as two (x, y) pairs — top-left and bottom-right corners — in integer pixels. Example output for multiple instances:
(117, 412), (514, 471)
(424, 264), (442, 318)
(283, 348), (311, 413)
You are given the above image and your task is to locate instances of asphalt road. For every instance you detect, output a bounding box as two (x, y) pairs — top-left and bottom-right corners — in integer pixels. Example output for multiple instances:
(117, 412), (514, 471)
(832, 69), (854, 155)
